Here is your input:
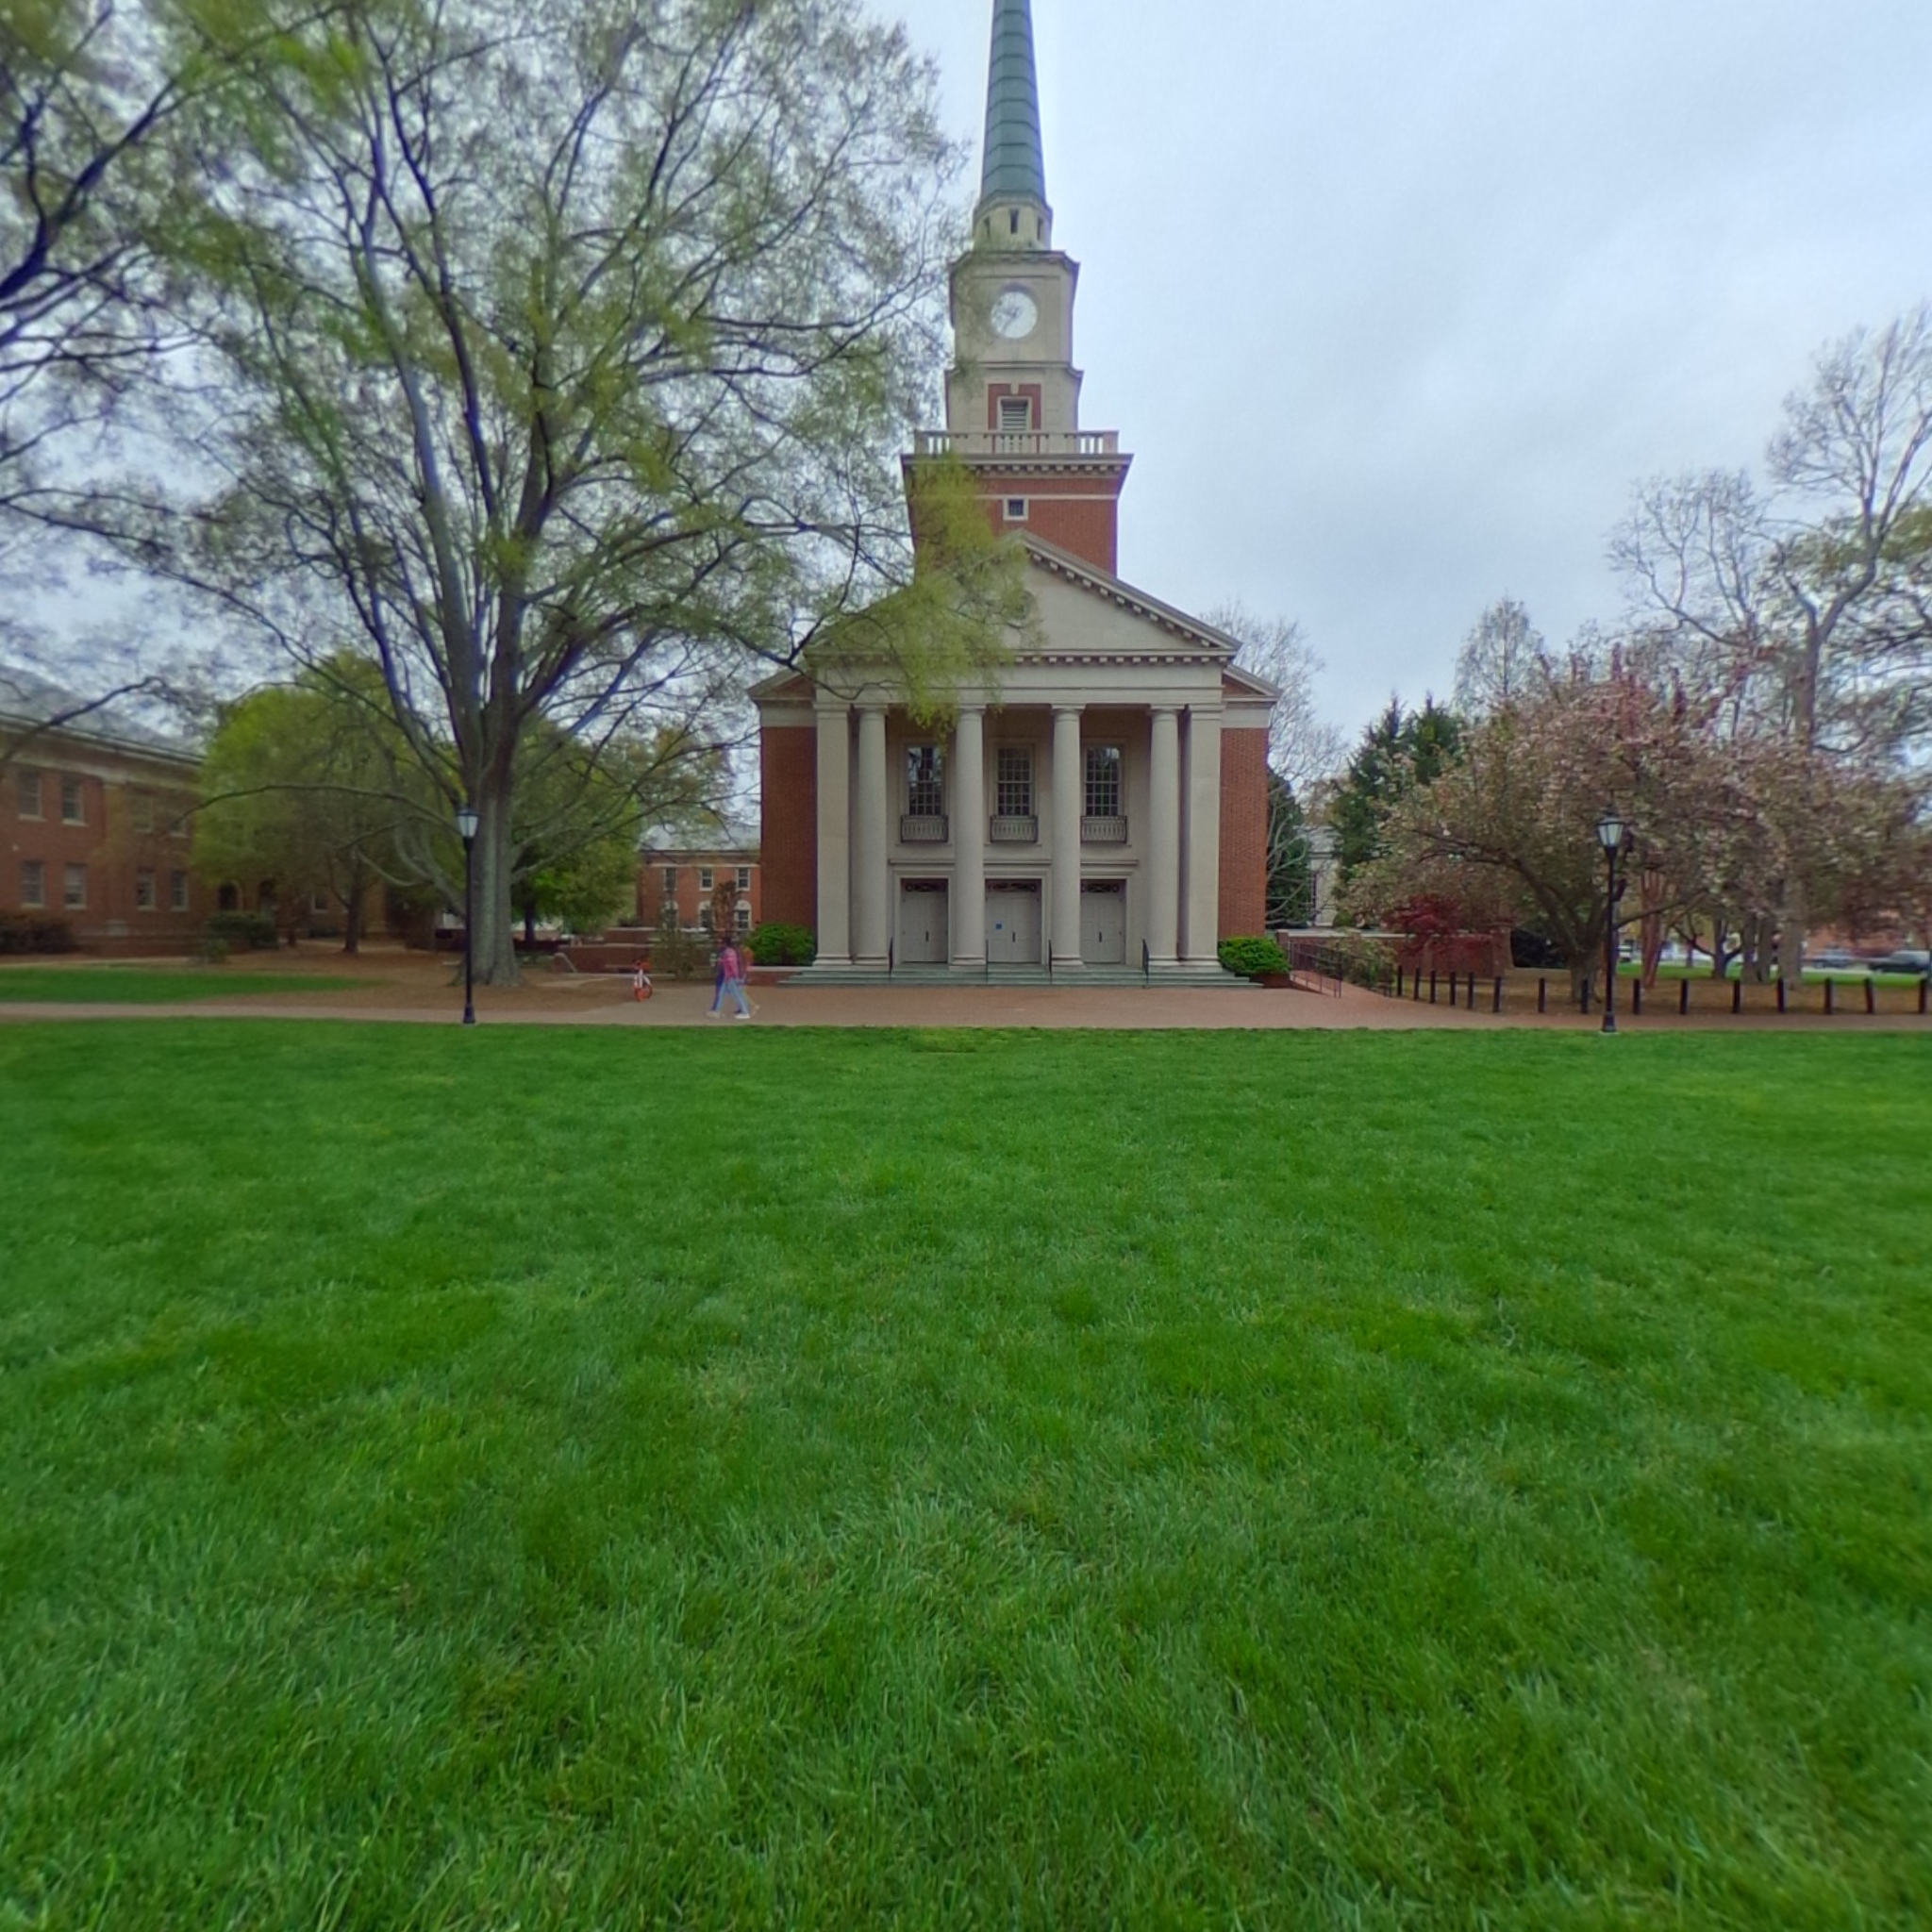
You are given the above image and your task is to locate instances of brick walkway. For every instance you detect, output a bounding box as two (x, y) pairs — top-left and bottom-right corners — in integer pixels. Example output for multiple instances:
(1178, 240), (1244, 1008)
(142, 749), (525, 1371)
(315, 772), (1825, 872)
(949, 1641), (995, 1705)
(2, 974), (1924, 1032)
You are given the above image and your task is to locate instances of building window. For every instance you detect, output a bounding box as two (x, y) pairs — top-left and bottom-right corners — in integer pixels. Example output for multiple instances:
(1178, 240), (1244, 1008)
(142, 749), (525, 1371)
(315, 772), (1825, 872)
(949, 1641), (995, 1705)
(132, 793), (155, 835)
(20, 860), (45, 908)
(997, 395), (1032, 433)
(63, 863), (87, 909)
(736, 866), (752, 892)
(906, 744), (944, 818)
(734, 905), (752, 935)
(170, 810), (190, 841)
(699, 905), (714, 933)
(60, 776), (85, 825)
(1085, 745), (1124, 819)
(310, 891), (331, 915)
(136, 870), (158, 911)
(170, 871), (189, 912)
(699, 867), (714, 891)
(996, 745), (1034, 818)
(1005, 498), (1028, 522)
(661, 865), (678, 897)
(16, 770), (42, 820)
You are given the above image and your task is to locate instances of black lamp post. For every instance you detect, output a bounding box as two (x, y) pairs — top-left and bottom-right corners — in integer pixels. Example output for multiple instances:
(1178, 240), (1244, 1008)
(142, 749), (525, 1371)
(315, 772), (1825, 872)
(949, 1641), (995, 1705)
(456, 804), (479, 1026)
(1596, 806), (1626, 1036)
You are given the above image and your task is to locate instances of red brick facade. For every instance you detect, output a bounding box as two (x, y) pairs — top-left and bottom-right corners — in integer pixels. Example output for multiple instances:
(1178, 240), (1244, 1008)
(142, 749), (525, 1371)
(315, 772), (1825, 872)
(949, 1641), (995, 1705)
(758, 724), (818, 930)
(1218, 726), (1270, 941)
(636, 841), (762, 935)
(3, 743), (212, 954)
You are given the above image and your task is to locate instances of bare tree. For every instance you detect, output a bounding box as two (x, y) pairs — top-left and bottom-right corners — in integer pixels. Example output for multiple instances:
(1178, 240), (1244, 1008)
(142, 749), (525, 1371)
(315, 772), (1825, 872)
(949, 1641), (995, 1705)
(1612, 305), (1932, 981)
(1209, 601), (1344, 795)
(1453, 597), (1547, 719)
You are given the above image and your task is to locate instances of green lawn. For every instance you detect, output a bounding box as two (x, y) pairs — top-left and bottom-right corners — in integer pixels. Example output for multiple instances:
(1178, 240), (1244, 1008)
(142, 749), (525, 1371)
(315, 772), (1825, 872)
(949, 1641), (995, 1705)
(1, 1026), (1927, 1930)
(0, 967), (359, 1003)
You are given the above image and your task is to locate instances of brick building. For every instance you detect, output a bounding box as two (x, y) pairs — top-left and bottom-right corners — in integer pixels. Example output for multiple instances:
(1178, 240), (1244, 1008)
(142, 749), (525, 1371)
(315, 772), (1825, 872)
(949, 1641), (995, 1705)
(638, 824), (762, 937)
(2, 667), (212, 955)
(753, 0), (1274, 980)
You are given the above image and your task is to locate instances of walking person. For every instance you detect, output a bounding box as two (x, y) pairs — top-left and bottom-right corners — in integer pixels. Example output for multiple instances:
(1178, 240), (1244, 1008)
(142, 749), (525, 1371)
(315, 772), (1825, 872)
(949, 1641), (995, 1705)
(717, 936), (754, 1022)
(708, 938), (727, 1017)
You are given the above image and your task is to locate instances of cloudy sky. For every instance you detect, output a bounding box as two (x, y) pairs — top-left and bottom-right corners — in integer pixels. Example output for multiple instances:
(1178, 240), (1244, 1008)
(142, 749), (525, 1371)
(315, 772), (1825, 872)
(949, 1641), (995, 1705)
(889, 0), (1932, 739)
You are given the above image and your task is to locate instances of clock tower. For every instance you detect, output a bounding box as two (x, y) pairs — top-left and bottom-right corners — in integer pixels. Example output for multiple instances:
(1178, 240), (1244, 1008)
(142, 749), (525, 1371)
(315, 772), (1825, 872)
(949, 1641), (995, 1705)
(917, 0), (1131, 575)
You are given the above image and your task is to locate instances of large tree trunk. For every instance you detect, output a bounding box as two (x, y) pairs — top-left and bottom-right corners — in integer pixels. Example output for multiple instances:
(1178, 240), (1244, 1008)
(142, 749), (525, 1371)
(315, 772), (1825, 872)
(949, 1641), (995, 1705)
(1778, 882), (1807, 991)
(471, 786), (521, 986)
(342, 871), (364, 956)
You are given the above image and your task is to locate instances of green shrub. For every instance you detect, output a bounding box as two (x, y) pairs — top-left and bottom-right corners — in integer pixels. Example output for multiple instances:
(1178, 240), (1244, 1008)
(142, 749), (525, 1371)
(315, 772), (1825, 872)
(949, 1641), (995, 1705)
(1218, 936), (1289, 979)
(750, 923), (817, 969)
(0, 916), (77, 956)
(204, 910), (276, 952)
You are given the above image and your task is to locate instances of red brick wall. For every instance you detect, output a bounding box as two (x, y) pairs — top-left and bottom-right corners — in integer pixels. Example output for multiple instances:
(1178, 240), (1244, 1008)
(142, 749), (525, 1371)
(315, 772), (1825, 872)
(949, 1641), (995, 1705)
(759, 724), (818, 931)
(1219, 728), (1270, 941)
(4, 754), (210, 952)
(972, 470), (1124, 575)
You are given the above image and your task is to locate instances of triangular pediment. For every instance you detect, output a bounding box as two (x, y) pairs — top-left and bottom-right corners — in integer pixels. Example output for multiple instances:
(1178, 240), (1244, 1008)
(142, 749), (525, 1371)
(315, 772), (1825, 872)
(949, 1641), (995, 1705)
(1015, 536), (1241, 665)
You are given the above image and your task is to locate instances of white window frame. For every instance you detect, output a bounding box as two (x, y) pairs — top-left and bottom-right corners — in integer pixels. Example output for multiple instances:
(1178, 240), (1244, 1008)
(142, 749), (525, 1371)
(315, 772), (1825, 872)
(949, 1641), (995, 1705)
(997, 395), (1032, 433)
(60, 775), (85, 826)
(132, 794), (155, 836)
(63, 862), (87, 909)
(1085, 744), (1124, 819)
(20, 859), (45, 909)
(170, 871), (190, 912)
(736, 866), (752, 892)
(16, 770), (42, 821)
(699, 867), (714, 892)
(996, 745), (1034, 819)
(136, 870), (158, 911)
(906, 744), (944, 819)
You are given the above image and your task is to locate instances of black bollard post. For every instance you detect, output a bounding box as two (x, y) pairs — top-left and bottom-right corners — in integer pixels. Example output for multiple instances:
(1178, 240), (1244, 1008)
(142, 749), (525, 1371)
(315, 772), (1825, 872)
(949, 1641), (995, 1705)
(1493, 976), (1504, 1015)
(1538, 978), (1548, 1015)
(1865, 978), (1876, 1017)
(1824, 978), (1835, 1017)
(1733, 977), (1743, 1016)
(1679, 979), (1690, 1018)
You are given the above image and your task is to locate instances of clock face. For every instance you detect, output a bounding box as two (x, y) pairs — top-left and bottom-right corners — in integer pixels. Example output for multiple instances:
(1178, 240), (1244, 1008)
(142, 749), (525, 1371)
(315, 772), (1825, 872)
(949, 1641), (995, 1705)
(991, 287), (1039, 341)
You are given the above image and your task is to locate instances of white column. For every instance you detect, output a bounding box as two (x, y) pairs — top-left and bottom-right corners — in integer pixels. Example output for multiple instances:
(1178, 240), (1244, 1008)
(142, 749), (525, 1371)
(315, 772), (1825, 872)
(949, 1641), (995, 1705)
(1184, 705), (1224, 962)
(815, 703), (851, 966)
(1051, 704), (1085, 971)
(854, 702), (890, 970)
(952, 707), (986, 968)
(1147, 706), (1181, 967)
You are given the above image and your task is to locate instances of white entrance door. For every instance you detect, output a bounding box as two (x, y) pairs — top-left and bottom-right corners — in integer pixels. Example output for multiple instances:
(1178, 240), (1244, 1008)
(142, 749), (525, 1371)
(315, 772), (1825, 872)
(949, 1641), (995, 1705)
(986, 881), (1042, 964)
(1082, 881), (1126, 965)
(897, 882), (949, 965)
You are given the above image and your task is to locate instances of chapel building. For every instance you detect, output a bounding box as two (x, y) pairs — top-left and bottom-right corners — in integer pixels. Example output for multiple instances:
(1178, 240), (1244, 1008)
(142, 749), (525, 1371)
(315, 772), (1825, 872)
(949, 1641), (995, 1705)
(755, 0), (1274, 978)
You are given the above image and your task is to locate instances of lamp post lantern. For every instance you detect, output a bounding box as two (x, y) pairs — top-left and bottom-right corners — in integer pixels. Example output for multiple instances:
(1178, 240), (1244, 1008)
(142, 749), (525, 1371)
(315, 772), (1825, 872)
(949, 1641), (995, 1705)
(456, 804), (479, 1027)
(1596, 807), (1626, 1036)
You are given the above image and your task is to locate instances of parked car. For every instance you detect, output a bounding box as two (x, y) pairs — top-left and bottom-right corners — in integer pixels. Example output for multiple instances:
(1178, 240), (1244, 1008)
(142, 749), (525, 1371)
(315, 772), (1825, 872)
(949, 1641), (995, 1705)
(1810, 949), (1863, 972)
(1869, 948), (1931, 976)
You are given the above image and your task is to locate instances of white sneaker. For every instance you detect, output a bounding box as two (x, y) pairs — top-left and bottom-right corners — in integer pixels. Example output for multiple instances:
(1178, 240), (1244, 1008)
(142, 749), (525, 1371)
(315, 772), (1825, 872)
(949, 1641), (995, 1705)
(735, 1011), (751, 1022)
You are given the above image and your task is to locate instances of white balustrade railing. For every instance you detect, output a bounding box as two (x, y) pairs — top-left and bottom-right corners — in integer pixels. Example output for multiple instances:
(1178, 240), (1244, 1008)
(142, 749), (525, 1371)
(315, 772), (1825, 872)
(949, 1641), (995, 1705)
(913, 430), (1121, 459)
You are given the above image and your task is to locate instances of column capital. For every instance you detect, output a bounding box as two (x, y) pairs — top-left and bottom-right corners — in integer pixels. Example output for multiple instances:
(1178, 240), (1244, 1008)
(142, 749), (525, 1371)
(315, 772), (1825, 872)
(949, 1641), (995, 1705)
(857, 697), (890, 717)
(1053, 702), (1086, 720)
(956, 703), (987, 720)
(1149, 703), (1181, 719)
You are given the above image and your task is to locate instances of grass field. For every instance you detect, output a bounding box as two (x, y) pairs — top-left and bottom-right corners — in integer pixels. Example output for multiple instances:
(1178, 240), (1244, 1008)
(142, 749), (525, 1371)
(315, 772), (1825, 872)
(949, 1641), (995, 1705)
(2, 1024), (1928, 1930)
(0, 967), (359, 1003)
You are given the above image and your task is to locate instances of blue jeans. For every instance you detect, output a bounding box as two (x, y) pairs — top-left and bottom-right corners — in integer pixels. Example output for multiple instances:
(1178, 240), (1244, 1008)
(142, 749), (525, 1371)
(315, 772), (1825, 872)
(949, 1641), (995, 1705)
(721, 975), (752, 1017)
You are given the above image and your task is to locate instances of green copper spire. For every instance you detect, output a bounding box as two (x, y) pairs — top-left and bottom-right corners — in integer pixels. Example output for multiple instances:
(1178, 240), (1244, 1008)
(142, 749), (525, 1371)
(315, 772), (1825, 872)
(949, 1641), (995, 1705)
(979, 0), (1047, 212)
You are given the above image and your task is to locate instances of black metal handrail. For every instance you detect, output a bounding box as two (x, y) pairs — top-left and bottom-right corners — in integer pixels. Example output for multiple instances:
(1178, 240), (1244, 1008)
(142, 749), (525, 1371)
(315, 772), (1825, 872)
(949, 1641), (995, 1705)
(1142, 940), (1151, 989)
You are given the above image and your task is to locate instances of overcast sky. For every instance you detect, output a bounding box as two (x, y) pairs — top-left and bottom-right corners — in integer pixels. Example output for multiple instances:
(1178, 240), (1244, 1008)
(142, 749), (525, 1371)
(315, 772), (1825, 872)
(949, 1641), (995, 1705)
(889, 0), (1932, 739)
